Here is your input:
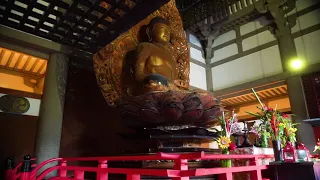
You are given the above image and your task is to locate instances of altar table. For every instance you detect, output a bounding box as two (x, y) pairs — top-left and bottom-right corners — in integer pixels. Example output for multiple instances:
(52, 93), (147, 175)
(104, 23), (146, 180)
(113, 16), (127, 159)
(264, 161), (320, 180)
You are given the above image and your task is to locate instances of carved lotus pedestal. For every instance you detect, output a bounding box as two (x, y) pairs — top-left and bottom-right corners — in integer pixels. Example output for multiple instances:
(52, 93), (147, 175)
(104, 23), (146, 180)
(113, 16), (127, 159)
(119, 90), (222, 154)
(120, 90), (221, 127)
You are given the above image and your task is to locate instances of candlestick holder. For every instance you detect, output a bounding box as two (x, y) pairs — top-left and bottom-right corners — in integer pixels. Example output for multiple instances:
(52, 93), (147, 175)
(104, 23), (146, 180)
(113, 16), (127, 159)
(241, 122), (252, 147)
(232, 133), (242, 147)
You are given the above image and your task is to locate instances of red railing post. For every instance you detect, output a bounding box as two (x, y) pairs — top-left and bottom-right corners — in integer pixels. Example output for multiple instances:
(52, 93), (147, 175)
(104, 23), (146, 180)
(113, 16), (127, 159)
(173, 159), (189, 180)
(19, 155), (32, 180)
(96, 160), (108, 180)
(58, 160), (67, 178)
(218, 172), (233, 180)
(5, 169), (14, 180)
(126, 174), (140, 180)
(249, 156), (258, 166)
(74, 170), (84, 179)
(249, 156), (262, 180)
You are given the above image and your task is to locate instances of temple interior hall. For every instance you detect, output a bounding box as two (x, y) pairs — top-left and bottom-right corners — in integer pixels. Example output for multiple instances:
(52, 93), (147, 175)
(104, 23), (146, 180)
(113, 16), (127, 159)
(0, 0), (320, 180)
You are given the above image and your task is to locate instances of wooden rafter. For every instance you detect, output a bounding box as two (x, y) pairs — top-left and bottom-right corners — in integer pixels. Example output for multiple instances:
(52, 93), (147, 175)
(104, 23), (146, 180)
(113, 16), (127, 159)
(0, 0), (170, 53)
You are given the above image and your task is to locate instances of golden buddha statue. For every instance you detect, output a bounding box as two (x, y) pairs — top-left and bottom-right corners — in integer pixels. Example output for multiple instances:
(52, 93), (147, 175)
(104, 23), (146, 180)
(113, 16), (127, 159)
(93, 1), (222, 128)
(134, 17), (188, 95)
(93, 1), (221, 153)
(113, 16), (222, 128)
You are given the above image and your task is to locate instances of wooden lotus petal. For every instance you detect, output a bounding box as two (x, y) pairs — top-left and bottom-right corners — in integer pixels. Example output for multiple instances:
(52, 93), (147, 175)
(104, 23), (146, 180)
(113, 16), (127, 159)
(120, 90), (223, 128)
(197, 105), (222, 124)
(182, 92), (203, 111)
(141, 108), (164, 124)
(159, 91), (184, 122)
(179, 93), (204, 124)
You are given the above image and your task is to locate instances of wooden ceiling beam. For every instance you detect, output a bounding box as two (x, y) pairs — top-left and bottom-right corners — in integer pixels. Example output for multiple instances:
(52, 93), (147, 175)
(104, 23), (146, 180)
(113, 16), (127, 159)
(14, 54), (23, 69)
(5, 51), (15, 67)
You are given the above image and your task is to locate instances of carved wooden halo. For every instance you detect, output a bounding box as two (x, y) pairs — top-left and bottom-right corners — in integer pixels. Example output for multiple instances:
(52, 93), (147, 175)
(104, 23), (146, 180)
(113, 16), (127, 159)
(93, 0), (190, 107)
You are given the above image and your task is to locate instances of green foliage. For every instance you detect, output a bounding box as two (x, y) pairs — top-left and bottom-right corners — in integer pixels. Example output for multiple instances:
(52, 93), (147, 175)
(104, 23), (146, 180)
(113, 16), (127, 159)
(247, 106), (298, 145)
(217, 116), (227, 137)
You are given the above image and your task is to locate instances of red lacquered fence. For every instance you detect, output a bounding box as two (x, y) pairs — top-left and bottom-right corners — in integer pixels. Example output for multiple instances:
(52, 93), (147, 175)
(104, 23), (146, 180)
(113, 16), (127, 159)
(5, 152), (273, 180)
(5, 156), (37, 180)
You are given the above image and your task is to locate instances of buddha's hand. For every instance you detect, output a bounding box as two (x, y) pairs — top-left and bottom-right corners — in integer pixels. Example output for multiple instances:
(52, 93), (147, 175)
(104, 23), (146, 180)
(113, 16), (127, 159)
(174, 79), (189, 89)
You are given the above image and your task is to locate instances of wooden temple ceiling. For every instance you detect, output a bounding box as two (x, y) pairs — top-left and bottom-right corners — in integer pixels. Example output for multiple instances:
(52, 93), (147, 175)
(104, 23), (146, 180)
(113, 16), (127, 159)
(0, 0), (262, 53)
(179, 0), (270, 53)
(0, 0), (264, 55)
(0, 0), (170, 53)
(0, 47), (47, 77)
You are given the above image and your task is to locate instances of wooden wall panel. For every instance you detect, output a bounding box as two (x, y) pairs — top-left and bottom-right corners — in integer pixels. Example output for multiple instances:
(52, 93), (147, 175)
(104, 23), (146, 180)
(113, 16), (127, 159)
(59, 64), (145, 158)
(0, 113), (38, 178)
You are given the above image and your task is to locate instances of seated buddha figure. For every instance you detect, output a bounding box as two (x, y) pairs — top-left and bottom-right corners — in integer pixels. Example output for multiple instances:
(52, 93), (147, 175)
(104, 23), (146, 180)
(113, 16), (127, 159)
(120, 17), (222, 128)
(134, 17), (182, 94)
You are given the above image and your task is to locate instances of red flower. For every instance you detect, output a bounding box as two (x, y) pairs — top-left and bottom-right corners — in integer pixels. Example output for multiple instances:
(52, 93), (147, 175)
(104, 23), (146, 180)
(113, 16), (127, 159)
(228, 143), (237, 151)
(282, 113), (289, 119)
(266, 107), (274, 112)
(263, 106), (269, 111)
(270, 114), (279, 136)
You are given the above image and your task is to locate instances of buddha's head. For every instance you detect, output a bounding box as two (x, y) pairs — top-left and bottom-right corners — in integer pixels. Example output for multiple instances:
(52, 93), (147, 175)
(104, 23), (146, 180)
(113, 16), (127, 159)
(146, 17), (170, 44)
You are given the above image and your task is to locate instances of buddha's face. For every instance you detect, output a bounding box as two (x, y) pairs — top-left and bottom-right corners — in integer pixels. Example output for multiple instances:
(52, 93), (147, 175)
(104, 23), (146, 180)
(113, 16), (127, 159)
(151, 23), (170, 44)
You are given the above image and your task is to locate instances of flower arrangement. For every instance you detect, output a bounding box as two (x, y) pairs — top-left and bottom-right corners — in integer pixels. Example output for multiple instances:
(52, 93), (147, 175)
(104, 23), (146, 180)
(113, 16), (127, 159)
(247, 106), (282, 140)
(247, 89), (298, 147)
(314, 139), (320, 152)
(248, 106), (297, 146)
(281, 114), (298, 145)
(250, 121), (265, 137)
(216, 111), (239, 167)
(217, 111), (238, 153)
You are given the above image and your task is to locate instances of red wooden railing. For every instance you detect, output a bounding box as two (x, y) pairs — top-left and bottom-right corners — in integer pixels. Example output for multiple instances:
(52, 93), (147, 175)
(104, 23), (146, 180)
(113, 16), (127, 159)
(6, 152), (273, 180)
(5, 157), (36, 180)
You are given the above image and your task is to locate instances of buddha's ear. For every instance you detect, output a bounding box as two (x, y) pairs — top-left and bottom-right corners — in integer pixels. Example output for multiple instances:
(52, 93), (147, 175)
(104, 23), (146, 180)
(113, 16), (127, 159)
(146, 27), (152, 42)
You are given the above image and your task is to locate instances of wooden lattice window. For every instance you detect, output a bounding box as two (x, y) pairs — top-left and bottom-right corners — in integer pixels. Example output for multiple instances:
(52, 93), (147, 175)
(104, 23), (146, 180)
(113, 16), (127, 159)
(302, 71), (320, 119)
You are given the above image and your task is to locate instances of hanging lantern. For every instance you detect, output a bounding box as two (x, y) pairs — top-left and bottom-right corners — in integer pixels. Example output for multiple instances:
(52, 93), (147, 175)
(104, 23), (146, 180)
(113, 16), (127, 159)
(283, 142), (298, 162)
(297, 143), (310, 162)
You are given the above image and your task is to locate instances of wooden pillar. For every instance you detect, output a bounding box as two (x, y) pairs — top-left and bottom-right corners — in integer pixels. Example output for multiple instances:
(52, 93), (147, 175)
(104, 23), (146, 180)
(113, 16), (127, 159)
(34, 53), (69, 176)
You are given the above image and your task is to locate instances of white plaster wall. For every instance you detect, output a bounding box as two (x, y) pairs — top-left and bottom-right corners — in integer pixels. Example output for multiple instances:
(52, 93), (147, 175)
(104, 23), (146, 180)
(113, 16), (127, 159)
(294, 29), (320, 66)
(208, 0), (319, 92)
(0, 93), (40, 116)
(260, 45), (283, 76)
(188, 34), (207, 90)
(189, 62), (207, 90)
(289, 0), (320, 66)
(211, 43), (238, 63)
(240, 16), (273, 35)
(189, 33), (202, 47)
(287, 0), (319, 16)
(211, 45), (282, 91)
(242, 30), (276, 51)
(291, 8), (320, 33)
(212, 30), (236, 48)
(190, 47), (205, 63)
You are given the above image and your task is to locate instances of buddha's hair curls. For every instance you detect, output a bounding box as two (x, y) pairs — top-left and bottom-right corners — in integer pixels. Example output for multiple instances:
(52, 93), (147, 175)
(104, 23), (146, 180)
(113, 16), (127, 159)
(148, 17), (170, 29)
